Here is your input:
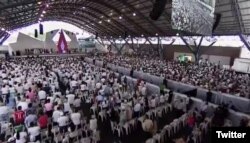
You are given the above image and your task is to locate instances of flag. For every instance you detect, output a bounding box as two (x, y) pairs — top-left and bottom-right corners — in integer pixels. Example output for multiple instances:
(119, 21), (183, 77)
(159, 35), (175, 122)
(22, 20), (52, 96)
(57, 30), (68, 53)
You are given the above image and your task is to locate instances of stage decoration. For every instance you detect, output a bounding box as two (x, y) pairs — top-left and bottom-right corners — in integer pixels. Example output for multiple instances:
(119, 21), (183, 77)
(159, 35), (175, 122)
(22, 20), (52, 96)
(57, 30), (68, 53)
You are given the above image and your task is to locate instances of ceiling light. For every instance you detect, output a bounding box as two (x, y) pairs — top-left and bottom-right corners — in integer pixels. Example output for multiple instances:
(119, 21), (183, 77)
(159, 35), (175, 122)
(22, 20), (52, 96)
(155, 33), (158, 36)
(128, 35), (131, 38)
(82, 6), (86, 9)
(38, 2), (42, 5)
(46, 4), (49, 7)
(99, 21), (102, 24)
(42, 11), (46, 14)
(141, 34), (144, 37)
(176, 33), (179, 36)
(100, 15), (104, 18)
(110, 13), (113, 16)
(133, 13), (136, 16)
(1, 28), (5, 31)
(107, 19), (111, 22)
(119, 16), (122, 19)
(41, 14), (44, 17)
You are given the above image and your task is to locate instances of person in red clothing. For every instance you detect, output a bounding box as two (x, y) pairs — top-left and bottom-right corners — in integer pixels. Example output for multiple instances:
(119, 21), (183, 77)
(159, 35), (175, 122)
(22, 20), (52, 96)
(38, 112), (48, 129)
(187, 112), (196, 134)
(13, 106), (25, 125)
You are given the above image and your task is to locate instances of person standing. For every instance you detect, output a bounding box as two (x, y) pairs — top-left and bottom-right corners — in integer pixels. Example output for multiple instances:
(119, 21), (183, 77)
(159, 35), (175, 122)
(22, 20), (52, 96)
(168, 90), (174, 104)
(206, 89), (212, 102)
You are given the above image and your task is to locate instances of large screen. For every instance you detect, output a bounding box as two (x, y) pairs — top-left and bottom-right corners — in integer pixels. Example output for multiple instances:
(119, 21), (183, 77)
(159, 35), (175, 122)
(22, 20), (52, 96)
(172, 0), (216, 35)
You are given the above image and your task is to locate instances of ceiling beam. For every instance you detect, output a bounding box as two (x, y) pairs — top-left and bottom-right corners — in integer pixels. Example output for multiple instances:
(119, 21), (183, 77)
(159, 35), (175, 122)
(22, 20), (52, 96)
(0, 0), (37, 10)
(87, 0), (152, 36)
(49, 6), (123, 34)
(118, 0), (165, 35)
(232, 0), (246, 33)
(46, 10), (118, 36)
(46, 15), (107, 36)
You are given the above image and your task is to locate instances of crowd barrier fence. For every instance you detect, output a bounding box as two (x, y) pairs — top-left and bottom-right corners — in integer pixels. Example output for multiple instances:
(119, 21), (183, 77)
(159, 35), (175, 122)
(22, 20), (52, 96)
(84, 57), (250, 114)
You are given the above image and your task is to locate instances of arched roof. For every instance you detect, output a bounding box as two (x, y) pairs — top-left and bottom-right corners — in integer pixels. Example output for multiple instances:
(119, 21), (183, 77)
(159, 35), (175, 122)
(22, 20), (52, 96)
(0, 0), (250, 39)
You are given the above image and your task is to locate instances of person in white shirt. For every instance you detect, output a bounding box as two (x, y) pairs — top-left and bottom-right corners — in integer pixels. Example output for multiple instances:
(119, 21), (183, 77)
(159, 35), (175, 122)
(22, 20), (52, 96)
(17, 99), (28, 111)
(133, 101), (141, 118)
(66, 94), (75, 105)
(73, 96), (81, 111)
(1, 85), (9, 100)
(141, 85), (147, 96)
(9, 85), (16, 94)
(89, 115), (97, 131)
(52, 107), (63, 126)
(14, 131), (27, 143)
(16, 84), (24, 95)
(70, 79), (78, 91)
(38, 90), (46, 101)
(150, 96), (156, 109)
(70, 110), (81, 128)
(27, 122), (41, 142)
(57, 113), (69, 133)
(64, 99), (72, 114)
(0, 105), (10, 122)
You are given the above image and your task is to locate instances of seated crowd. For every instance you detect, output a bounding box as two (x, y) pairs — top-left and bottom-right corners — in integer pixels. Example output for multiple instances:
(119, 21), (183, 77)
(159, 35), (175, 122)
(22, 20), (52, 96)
(92, 54), (250, 98)
(0, 56), (249, 143)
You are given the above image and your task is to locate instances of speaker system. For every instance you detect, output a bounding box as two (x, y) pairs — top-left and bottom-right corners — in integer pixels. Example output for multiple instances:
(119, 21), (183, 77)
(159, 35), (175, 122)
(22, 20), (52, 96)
(95, 32), (98, 39)
(16, 51), (21, 56)
(149, 0), (168, 21)
(39, 24), (43, 35)
(35, 29), (38, 38)
(124, 31), (127, 39)
(212, 13), (222, 32)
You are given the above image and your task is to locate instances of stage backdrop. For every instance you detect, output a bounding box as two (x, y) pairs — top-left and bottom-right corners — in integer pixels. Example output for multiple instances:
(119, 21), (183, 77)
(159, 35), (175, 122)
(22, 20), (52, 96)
(57, 30), (68, 53)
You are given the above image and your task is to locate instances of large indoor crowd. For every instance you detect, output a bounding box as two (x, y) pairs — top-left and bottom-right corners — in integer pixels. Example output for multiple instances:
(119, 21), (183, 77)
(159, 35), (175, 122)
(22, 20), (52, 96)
(0, 56), (247, 143)
(93, 54), (250, 99)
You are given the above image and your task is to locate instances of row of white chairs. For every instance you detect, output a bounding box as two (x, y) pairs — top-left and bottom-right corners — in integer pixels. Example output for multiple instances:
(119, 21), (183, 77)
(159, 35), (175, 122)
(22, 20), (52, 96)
(111, 103), (173, 138)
